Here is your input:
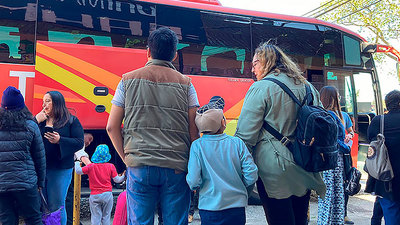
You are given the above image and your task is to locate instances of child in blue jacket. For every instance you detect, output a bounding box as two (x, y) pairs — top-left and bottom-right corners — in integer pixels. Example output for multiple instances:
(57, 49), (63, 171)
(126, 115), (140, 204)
(186, 96), (258, 225)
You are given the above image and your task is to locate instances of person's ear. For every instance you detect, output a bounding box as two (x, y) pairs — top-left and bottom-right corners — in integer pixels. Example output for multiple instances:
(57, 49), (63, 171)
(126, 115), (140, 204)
(172, 52), (178, 61)
(221, 116), (226, 128)
(147, 48), (152, 59)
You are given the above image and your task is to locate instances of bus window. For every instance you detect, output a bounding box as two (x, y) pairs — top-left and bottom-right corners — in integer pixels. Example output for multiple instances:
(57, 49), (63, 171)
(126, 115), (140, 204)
(354, 72), (376, 114)
(47, 31), (112, 46)
(0, 0), (36, 64)
(343, 35), (362, 66)
(252, 18), (343, 70)
(156, 5), (253, 78)
(201, 12), (252, 78)
(353, 71), (376, 142)
(326, 70), (354, 114)
(37, 0), (155, 49)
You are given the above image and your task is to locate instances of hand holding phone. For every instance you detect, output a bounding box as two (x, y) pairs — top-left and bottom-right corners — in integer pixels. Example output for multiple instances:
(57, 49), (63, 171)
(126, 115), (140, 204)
(44, 126), (54, 133)
(44, 130), (60, 144)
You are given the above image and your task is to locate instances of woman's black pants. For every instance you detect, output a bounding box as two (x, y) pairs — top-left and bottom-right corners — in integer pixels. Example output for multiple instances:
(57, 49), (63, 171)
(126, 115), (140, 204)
(0, 186), (42, 225)
(256, 177), (310, 225)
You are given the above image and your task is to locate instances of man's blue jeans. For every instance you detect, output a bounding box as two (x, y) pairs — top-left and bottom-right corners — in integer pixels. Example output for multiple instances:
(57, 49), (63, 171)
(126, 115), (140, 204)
(45, 168), (73, 225)
(379, 197), (400, 225)
(127, 166), (190, 225)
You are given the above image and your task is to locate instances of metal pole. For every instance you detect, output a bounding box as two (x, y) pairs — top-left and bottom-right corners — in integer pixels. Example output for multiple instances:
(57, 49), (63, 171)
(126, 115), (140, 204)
(73, 170), (81, 225)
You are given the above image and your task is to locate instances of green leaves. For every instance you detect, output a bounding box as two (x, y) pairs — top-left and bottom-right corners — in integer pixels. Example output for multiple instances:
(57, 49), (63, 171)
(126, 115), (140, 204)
(319, 0), (399, 46)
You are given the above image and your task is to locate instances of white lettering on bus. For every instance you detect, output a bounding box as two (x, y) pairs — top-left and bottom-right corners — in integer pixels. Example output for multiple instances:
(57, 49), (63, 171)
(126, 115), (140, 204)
(9, 71), (35, 99)
(75, 0), (155, 17)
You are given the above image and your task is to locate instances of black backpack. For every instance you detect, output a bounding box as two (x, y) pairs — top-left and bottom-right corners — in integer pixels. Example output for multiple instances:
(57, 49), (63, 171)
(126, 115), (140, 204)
(263, 78), (338, 172)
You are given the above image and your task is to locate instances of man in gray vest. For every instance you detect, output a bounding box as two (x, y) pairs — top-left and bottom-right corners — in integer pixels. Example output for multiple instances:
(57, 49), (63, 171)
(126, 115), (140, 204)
(107, 27), (200, 225)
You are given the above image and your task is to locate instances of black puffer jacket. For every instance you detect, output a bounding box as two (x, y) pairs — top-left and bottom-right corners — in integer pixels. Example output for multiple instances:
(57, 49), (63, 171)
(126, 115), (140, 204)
(0, 120), (46, 192)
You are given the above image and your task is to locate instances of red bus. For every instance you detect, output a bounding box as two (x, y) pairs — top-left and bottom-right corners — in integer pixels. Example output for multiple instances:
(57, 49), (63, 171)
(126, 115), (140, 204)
(1, 0), (397, 173)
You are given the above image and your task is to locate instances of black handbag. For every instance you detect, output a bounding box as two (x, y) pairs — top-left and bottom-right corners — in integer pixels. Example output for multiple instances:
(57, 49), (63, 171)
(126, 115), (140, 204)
(343, 153), (353, 181)
(344, 167), (362, 196)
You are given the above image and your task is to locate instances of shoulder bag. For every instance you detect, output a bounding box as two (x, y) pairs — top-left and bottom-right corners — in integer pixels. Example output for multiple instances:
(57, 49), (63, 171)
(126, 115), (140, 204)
(364, 115), (394, 182)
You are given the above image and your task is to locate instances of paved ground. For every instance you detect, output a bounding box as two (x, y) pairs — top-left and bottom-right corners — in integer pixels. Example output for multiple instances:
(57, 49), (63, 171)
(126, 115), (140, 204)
(152, 194), (377, 225)
(81, 190), (379, 225)
(81, 162), (382, 225)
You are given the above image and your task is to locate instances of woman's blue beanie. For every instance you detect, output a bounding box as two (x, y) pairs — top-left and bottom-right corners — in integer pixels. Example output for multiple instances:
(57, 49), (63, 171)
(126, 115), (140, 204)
(1, 86), (25, 110)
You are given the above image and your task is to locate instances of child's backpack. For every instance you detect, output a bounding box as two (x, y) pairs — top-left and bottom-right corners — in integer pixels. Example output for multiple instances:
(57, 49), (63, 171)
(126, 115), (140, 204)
(262, 78), (338, 172)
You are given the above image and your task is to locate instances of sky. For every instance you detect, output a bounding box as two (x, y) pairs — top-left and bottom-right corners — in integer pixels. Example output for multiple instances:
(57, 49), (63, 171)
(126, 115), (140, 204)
(218, 0), (400, 98)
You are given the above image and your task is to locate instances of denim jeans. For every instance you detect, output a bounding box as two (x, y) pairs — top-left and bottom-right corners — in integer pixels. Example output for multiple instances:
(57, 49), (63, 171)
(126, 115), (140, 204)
(379, 197), (400, 225)
(127, 166), (190, 225)
(199, 207), (245, 225)
(371, 197), (383, 225)
(0, 186), (42, 225)
(45, 168), (73, 225)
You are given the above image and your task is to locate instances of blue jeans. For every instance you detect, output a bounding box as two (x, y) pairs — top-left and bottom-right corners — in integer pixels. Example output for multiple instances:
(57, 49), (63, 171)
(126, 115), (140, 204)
(378, 197), (400, 225)
(45, 168), (73, 225)
(371, 197), (383, 225)
(199, 207), (246, 225)
(127, 166), (190, 225)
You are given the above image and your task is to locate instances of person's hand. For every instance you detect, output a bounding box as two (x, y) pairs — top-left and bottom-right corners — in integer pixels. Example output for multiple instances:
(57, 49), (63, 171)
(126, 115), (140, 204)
(120, 170), (126, 177)
(74, 149), (89, 161)
(119, 170), (126, 179)
(44, 131), (60, 144)
(35, 109), (48, 123)
(344, 133), (353, 143)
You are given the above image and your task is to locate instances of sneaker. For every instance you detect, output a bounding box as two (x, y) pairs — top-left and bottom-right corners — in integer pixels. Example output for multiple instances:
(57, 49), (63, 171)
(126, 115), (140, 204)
(344, 216), (354, 224)
(188, 215), (193, 223)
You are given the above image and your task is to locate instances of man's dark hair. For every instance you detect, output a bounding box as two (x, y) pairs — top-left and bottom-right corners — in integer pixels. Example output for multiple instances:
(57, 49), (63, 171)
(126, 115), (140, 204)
(147, 27), (178, 61)
(385, 89), (400, 111)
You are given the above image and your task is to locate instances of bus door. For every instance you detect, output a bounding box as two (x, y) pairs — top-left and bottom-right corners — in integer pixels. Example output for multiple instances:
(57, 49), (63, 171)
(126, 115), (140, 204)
(324, 69), (359, 166)
(352, 70), (381, 167)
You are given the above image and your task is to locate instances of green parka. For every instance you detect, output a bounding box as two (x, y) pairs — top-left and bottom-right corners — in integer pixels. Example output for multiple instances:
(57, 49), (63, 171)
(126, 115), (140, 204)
(235, 73), (326, 199)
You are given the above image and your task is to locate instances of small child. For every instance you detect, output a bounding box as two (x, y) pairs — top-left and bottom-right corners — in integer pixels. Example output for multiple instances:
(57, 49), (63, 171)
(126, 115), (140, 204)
(186, 96), (258, 225)
(75, 144), (125, 225)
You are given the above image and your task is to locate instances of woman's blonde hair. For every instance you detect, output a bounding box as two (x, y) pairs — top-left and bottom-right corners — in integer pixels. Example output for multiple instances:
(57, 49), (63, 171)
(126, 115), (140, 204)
(254, 42), (305, 83)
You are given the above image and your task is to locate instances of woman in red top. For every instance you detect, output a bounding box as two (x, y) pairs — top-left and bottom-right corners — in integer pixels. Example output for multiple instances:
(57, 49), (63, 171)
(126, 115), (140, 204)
(75, 144), (125, 225)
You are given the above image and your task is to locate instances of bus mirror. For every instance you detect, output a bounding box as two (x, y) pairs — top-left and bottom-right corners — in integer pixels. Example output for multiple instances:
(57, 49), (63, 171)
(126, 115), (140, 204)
(361, 43), (377, 53)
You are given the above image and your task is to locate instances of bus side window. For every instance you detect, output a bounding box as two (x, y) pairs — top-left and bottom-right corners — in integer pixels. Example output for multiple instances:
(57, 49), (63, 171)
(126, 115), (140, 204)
(251, 19), (343, 71)
(36, 1), (154, 50)
(343, 35), (362, 66)
(156, 5), (253, 78)
(0, 23), (35, 64)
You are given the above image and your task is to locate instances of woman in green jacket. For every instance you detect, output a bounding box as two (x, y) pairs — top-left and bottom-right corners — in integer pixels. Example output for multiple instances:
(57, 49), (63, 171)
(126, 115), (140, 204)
(235, 43), (326, 225)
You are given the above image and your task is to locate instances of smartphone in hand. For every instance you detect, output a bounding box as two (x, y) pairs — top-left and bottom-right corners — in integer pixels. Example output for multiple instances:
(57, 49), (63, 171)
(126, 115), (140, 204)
(44, 126), (54, 133)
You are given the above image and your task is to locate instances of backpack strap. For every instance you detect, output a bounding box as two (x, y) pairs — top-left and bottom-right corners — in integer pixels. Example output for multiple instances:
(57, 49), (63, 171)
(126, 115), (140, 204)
(262, 121), (293, 148)
(263, 78), (302, 106)
(302, 84), (313, 106)
(380, 115), (384, 135)
(261, 78), (296, 148)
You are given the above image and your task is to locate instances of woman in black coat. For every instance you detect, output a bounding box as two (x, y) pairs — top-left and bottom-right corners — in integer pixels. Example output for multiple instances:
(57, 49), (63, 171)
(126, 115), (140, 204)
(0, 86), (46, 225)
(35, 91), (84, 225)
(366, 90), (400, 225)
